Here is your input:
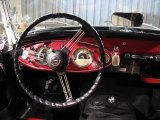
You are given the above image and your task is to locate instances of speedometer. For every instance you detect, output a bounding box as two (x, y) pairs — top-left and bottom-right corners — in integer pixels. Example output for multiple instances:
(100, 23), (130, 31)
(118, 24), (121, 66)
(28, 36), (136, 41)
(72, 48), (93, 68)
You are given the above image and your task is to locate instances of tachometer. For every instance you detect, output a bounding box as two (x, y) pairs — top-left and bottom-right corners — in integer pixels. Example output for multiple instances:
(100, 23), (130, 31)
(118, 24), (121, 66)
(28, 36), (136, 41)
(34, 46), (48, 65)
(72, 48), (93, 68)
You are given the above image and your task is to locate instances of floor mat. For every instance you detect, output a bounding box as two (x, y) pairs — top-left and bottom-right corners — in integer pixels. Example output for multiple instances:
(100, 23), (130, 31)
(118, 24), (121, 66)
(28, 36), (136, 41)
(79, 95), (137, 120)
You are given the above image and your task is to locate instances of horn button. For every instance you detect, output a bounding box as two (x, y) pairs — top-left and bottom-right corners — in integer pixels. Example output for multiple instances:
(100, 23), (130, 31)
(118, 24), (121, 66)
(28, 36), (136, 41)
(46, 50), (68, 72)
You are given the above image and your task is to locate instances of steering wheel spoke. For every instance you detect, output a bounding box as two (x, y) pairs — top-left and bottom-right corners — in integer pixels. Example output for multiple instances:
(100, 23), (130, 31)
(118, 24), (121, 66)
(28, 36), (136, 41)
(57, 72), (73, 101)
(62, 29), (85, 52)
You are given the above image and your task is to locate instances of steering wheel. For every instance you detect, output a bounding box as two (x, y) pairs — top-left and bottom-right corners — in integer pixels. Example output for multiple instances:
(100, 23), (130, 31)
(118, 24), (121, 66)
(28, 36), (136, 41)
(14, 13), (106, 108)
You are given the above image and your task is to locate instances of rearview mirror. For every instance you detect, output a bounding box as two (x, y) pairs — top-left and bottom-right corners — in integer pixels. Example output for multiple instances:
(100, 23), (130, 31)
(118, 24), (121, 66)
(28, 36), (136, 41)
(111, 12), (143, 27)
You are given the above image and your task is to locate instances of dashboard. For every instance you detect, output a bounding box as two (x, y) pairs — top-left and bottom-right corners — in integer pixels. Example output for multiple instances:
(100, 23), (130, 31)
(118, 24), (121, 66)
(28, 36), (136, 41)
(19, 38), (111, 72)
(18, 28), (160, 84)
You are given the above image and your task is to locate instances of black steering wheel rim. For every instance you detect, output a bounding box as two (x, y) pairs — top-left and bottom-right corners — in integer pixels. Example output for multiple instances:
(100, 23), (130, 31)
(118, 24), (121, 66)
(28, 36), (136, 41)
(14, 13), (106, 108)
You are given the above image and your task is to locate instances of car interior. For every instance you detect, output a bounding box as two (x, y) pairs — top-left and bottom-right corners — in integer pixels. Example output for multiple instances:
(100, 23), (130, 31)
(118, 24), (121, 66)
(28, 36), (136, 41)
(0, 0), (160, 120)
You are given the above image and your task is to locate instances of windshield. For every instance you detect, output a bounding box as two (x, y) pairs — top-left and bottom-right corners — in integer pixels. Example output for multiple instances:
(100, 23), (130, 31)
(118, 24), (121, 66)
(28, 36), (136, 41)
(7, 0), (160, 31)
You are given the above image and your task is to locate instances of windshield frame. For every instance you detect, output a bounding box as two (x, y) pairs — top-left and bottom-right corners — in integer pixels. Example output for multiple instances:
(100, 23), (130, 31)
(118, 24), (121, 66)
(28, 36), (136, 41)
(0, 0), (17, 46)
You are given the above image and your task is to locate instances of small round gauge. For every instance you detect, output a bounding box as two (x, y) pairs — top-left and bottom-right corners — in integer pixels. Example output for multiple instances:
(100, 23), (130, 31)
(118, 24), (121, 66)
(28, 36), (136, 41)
(72, 48), (93, 68)
(34, 46), (48, 65)
(99, 53), (110, 64)
(21, 49), (29, 60)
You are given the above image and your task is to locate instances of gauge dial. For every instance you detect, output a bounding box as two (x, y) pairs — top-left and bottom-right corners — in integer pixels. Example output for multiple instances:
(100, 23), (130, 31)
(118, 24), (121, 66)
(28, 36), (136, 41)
(34, 46), (48, 65)
(72, 48), (93, 68)
(21, 49), (29, 60)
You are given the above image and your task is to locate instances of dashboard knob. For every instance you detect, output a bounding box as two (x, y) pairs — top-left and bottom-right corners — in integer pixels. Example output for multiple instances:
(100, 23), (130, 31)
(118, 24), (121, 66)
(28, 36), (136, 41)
(91, 61), (98, 69)
(155, 55), (160, 61)
(107, 96), (115, 104)
(112, 53), (120, 67)
(124, 53), (131, 59)
(111, 47), (120, 71)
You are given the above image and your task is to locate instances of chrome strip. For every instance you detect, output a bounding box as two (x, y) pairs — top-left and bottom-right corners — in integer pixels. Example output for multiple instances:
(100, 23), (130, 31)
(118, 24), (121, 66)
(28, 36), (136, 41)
(0, 0), (17, 46)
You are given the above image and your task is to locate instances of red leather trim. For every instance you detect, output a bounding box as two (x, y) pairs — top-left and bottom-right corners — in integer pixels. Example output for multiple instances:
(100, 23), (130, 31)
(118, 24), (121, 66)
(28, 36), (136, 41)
(143, 77), (160, 84)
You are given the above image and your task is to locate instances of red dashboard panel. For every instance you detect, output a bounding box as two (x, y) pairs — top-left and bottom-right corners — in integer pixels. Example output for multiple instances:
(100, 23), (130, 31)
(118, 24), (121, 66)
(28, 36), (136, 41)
(19, 36), (160, 84)
(103, 37), (160, 54)
(19, 39), (111, 72)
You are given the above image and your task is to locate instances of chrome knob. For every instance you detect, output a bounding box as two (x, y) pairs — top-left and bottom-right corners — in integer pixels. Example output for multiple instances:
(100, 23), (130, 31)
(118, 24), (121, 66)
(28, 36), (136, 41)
(107, 96), (115, 104)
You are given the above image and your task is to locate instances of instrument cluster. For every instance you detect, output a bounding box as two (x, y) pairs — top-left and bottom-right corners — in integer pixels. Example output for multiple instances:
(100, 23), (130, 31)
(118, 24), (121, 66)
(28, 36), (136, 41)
(19, 40), (112, 72)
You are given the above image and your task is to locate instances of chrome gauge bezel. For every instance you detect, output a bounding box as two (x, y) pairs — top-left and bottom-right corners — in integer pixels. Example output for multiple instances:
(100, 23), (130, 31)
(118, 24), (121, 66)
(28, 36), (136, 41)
(72, 48), (93, 68)
(21, 49), (29, 60)
(34, 46), (48, 65)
